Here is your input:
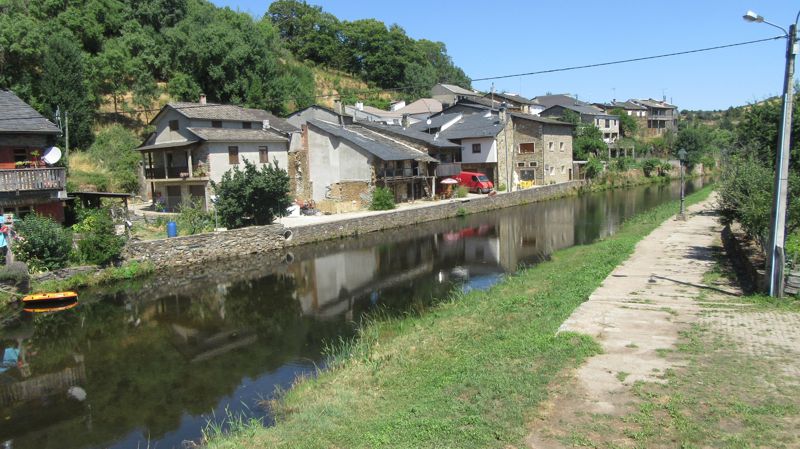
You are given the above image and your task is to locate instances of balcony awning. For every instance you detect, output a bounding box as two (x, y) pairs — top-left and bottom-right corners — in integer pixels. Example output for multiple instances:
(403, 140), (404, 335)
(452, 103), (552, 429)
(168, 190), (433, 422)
(137, 140), (200, 152)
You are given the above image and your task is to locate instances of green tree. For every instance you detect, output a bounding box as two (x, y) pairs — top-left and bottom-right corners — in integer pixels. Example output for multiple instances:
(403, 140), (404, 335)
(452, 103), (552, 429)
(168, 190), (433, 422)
(610, 107), (638, 137)
(212, 159), (292, 229)
(12, 215), (73, 273)
(88, 125), (141, 193)
(73, 207), (125, 266)
(38, 32), (95, 150)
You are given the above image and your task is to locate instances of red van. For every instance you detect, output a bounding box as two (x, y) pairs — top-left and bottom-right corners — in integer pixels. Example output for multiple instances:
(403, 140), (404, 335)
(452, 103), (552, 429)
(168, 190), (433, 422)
(456, 171), (494, 194)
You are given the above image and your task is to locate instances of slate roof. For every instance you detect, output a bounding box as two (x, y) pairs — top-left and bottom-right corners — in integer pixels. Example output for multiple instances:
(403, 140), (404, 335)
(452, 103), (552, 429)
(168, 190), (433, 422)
(459, 96), (501, 109)
(631, 98), (677, 109)
(490, 92), (536, 105)
(358, 122), (461, 150)
(437, 84), (479, 96)
(0, 90), (61, 134)
(532, 94), (610, 116)
(308, 120), (437, 162)
(164, 102), (298, 133)
(397, 98), (443, 115)
(436, 112), (504, 140)
(137, 139), (200, 152)
(187, 127), (288, 142)
(597, 100), (647, 111)
(510, 112), (576, 126)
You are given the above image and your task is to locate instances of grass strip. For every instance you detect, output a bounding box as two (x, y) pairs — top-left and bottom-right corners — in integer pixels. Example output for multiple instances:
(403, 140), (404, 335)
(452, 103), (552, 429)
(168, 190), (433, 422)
(207, 185), (715, 449)
(31, 261), (155, 294)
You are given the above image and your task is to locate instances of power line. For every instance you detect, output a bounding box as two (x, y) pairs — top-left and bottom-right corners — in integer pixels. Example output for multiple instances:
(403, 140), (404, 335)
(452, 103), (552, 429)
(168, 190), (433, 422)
(470, 35), (783, 82)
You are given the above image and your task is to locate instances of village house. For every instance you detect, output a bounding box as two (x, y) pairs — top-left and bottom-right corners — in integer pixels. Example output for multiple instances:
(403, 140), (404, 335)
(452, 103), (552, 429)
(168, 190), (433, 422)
(534, 94), (620, 144)
(412, 107), (574, 190)
(430, 83), (482, 107)
(137, 95), (298, 211)
(0, 90), (67, 222)
(344, 98), (442, 125)
(630, 98), (679, 137)
(483, 92), (543, 115)
(594, 100), (648, 138)
(303, 119), (437, 213)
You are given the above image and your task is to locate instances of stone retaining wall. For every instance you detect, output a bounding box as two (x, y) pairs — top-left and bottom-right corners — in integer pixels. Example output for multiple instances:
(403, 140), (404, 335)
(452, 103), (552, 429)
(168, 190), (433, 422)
(287, 181), (584, 246)
(124, 181), (584, 269)
(124, 223), (288, 268)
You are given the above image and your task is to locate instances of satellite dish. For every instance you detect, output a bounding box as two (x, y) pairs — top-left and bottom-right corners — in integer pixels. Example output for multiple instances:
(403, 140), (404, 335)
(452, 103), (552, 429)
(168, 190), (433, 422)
(426, 119), (432, 125)
(42, 147), (62, 165)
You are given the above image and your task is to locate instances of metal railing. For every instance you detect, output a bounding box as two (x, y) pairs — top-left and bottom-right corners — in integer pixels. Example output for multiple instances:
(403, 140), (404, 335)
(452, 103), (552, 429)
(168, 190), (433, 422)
(0, 168), (66, 192)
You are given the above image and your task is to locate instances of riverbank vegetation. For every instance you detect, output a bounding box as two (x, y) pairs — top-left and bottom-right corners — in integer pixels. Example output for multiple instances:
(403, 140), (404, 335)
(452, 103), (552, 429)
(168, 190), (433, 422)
(206, 185), (714, 449)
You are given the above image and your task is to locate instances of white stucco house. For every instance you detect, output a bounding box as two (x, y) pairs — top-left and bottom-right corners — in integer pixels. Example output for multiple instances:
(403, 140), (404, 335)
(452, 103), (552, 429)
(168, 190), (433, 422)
(138, 95), (299, 211)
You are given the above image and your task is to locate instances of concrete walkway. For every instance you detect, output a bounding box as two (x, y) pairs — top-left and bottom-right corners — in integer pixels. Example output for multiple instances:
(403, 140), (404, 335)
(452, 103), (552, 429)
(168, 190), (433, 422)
(527, 195), (740, 447)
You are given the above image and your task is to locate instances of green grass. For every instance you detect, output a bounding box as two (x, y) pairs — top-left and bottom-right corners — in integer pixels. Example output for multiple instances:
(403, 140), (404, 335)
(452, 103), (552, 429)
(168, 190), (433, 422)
(32, 260), (155, 293)
(207, 185), (715, 449)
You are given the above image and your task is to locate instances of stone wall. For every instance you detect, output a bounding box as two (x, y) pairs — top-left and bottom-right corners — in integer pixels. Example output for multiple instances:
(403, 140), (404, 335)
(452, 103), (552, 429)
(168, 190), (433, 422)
(124, 223), (289, 268)
(124, 181), (584, 269)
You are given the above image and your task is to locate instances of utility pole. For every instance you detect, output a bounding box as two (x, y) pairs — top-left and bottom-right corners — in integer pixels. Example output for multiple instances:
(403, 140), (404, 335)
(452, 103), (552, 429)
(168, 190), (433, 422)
(767, 23), (797, 297)
(65, 110), (69, 164)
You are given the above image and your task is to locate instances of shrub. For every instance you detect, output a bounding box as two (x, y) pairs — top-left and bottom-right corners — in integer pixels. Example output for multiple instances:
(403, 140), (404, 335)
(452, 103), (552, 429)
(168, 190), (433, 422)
(370, 187), (396, 211)
(213, 160), (292, 229)
(12, 215), (72, 272)
(787, 231), (800, 269)
(0, 262), (30, 289)
(584, 157), (603, 179)
(88, 125), (142, 193)
(455, 185), (469, 198)
(73, 207), (125, 266)
(642, 158), (660, 177)
(659, 162), (673, 176)
(613, 157), (633, 172)
(496, 183), (507, 192)
(178, 198), (213, 235)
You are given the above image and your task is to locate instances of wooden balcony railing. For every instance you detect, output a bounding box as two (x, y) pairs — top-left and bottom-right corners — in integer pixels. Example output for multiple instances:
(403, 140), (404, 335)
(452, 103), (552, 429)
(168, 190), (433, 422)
(145, 165), (208, 180)
(0, 168), (66, 192)
(435, 163), (461, 177)
(379, 166), (426, 179)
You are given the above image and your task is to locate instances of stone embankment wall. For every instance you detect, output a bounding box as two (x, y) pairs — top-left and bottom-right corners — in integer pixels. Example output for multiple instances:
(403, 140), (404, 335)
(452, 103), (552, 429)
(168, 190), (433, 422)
(124, 224), (289, 268)
(125, 181), (584, 269)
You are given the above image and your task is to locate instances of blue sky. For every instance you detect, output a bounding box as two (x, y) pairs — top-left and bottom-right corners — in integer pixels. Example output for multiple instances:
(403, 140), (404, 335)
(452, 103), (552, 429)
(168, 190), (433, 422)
(210, 0), (799, 110)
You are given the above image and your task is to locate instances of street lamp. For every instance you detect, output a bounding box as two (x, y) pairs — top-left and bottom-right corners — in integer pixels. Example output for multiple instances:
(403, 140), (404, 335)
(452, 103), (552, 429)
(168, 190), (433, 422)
(743, 9), (799, 297)
(678, 148), (687, 220)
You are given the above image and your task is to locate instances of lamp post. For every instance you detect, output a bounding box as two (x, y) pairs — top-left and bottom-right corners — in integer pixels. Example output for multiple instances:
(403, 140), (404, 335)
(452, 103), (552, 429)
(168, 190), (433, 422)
(678, 148), (686, 220)
(743, 9), (799, 297)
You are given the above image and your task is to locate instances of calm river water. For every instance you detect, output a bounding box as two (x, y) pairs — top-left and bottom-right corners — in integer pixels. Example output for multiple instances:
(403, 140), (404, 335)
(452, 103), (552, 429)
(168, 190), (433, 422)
(0, 179), (706, 449)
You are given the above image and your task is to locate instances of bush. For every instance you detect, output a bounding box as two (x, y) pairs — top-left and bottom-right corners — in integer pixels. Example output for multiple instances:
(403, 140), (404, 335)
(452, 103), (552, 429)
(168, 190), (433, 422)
(88, 125), (142, 193)
(496, 183), (507, 192)
(0, 262), (30, 289)
(455, 185), (469, 198)
(12, 215), (72, 272)
(178, 199), (213, 235)
(73, 207), (125, 266)
(660, 162), (673, 176)
(370, 187), (396, 211)
(612, 157), (634, 172)
(213, 160), (292, 229)
(584, 157), (603, 179)
(642, 158), (661, 177)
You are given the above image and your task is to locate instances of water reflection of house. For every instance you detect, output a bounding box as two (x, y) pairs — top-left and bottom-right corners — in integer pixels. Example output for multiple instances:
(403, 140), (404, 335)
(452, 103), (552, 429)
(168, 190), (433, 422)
(497, 200), (576, 271)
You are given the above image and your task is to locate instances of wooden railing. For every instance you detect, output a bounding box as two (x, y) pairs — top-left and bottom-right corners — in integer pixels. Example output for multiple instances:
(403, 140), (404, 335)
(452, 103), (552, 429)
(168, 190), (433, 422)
(145, 165), (207, 179)
(435, 163), (461, 177)
(0, 168), (66, 192)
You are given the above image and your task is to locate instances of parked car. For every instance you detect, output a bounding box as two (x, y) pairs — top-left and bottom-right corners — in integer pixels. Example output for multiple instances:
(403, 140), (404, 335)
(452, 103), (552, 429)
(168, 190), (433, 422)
(456, 171), (494, 193)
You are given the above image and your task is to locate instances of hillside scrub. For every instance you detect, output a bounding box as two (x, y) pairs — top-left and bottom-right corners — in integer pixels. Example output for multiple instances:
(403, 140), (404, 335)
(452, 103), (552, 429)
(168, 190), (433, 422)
(207, 185), (714, 449)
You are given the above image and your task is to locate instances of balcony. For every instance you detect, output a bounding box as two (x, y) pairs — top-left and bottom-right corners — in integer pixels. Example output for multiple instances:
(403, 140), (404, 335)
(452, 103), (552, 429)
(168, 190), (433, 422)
(378, 166), (425, 179)
(0, 168), (66, 192)
(435, 162), (462, 177)
(144, 165), (208, 180)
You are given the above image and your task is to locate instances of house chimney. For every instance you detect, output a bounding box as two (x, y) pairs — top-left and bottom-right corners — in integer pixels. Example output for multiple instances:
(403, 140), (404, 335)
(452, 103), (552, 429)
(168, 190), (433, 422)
(401, 113), (410, 128)
(355, 101), (364, 111)
(262, 119), (270, 130)
(199, 93), (207, 105)
(333, 100), (342, 114)
(499, 103), (508, 123)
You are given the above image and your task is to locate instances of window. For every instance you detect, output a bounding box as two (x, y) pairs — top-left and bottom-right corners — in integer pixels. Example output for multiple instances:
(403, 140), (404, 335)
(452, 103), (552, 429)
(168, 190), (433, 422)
(169, 120), (179, 131)
(548, 142), (554, 151)
(13, 148), (27, 163)
(520, 169), (536, 181)
(605, 119), (610, 127)
(559, 142), (564, 152)
(228, 146), (239, 164)
(472, 143), (481, 154)
(561, 165), (566, 174)
(517, 162), (526, 167)
(212, 120), (223, 128)
(519, 142), (535, 153)
(259, 145), (269, 163)
(242, 121), (252, 129)
(529, 161), (538, 167)
(549, 166), (555, 175)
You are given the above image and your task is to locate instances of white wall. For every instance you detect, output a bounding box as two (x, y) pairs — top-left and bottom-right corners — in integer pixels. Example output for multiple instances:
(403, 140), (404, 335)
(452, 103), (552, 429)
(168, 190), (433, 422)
(307, 128), (373, 202)
(207, 141), (289, 182)
(460, 137), (497, 163)
(154, 109), (195, 144)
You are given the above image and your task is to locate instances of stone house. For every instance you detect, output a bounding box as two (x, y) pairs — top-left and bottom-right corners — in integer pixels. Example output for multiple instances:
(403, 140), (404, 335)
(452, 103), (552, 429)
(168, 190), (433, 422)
(535, 94), (620, 144)
(483, 91), (541, 115)
(412, 109), (574, 190)
(0, 90), (67, 222)
(430, 83), (481, 107)
(630, 98), (678, 138)
(138, 95), (299, 211)
(594, 100), (648, 138)
(304, 120), (437, 213)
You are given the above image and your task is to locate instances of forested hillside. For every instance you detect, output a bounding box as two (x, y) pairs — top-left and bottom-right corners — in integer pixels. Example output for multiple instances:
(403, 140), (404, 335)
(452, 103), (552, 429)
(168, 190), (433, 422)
(0, 0), (470, 151)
